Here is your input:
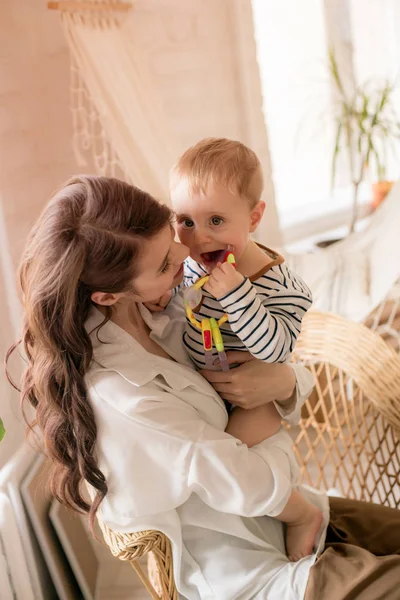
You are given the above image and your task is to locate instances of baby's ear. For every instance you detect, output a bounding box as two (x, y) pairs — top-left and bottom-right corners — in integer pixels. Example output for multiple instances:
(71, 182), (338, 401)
(249, 201), (265, 232)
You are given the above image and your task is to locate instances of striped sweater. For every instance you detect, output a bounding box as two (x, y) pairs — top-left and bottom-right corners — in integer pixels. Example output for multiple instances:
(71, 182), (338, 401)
(181, 247), (312, 370)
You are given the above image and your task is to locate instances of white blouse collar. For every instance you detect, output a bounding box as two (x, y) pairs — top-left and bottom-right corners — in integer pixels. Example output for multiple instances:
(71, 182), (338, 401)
(84, 305), (224, 406)
(85, 303), (173, 344)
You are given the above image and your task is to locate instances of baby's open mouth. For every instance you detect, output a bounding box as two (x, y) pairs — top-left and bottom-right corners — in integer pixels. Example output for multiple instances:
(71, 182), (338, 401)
(200, 249), (227, 264)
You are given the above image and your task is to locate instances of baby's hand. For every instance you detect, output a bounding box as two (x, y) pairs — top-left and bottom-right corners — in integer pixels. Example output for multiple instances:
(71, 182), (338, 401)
(206, 262), (244, 300)
(143, 291), (172, 312)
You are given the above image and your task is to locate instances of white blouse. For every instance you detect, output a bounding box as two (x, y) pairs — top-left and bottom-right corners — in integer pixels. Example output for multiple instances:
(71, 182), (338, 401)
(85, 300), (329, 600)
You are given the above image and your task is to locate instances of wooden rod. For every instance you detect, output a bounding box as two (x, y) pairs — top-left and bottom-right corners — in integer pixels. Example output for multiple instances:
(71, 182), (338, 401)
(47, 1), (132, 12)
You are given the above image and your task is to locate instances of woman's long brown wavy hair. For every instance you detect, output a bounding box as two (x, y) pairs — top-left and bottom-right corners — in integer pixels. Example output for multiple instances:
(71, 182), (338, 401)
(6, 175), (172, 530)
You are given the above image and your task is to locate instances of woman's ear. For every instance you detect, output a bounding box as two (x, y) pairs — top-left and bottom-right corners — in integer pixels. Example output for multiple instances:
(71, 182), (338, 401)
(249, 201), (266, 232)
(91, 291), (121, 306)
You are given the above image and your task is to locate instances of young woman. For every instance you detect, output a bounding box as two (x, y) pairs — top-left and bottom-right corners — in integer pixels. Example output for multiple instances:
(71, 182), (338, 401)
(7, 176), (400, 599)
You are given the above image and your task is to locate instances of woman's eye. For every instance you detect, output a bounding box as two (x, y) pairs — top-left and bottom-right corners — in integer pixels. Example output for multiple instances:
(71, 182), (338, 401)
(181, 219), (194, 228)
(210, 216), (224, 226)
(161, 260), (171, 273)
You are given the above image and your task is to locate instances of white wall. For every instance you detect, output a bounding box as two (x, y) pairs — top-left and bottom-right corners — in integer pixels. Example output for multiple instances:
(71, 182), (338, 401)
(350, 0), (400, 181)
(252, 0), (334, 222)
(0, 0), (80, 468)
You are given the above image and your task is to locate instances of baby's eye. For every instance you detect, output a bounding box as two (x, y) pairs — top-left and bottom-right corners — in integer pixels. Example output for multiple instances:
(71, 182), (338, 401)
(180, 219), (194, 229)
(210, 216), (224, 226)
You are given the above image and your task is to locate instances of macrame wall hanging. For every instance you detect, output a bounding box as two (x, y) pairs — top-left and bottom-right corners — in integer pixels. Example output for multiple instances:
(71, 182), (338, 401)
(48, 1), (179, 204)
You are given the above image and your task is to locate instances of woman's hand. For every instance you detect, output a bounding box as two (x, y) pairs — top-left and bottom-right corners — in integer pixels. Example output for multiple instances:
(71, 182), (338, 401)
(200, 351), (296, 410)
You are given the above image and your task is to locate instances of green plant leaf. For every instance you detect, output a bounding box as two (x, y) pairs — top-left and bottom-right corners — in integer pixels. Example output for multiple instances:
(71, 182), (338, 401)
(331, 120), (343, 188)
(329, 47), (347, 102)
(357, 129), (365, 154)
(369, 136), (384, 179)
(0, 418), (5, 442)
(359, 90), (369, 129)
(325, 49), (399, 195)
(377, 81), (393, 113)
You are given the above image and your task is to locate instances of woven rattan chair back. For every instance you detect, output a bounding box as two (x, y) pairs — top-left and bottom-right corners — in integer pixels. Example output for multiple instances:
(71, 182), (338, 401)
(291, 311), (400, 507)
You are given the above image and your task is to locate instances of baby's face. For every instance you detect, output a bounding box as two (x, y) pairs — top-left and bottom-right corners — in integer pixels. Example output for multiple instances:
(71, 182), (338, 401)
(171, 178), (259, 271)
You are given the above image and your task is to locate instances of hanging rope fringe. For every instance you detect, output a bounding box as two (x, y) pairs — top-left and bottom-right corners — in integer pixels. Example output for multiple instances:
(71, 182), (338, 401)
(48, 1), (132, 14)
(50, 0), (178, 203)
(69, 54), (129, 180)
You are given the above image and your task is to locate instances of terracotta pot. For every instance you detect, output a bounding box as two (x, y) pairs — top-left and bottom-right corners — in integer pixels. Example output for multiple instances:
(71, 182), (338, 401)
(372, 181), (394, 210)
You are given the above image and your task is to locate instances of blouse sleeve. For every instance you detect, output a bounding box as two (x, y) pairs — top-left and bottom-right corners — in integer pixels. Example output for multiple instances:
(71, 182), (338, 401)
(273, 363), (314, 426)
(90, 376), (293, 518)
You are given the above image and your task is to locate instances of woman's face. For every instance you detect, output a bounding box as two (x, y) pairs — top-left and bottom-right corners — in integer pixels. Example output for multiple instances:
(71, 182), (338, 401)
(132, 224), (189, 302)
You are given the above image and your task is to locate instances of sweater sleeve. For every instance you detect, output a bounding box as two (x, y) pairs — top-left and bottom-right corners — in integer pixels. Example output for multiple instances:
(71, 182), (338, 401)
(218, 263), (312, 363)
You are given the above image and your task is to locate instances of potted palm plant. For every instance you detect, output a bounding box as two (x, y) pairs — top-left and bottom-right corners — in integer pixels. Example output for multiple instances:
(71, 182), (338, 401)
(329, 49), (400, 236)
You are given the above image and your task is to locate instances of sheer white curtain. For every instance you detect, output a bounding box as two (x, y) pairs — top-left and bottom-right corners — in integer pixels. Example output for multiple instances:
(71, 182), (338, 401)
(61, 5), (179, 204)
(55, 0), (283, 244)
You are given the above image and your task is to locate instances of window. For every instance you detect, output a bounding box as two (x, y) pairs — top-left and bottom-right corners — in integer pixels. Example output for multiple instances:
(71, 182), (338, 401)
(252, 0), (400, 238)
(350, 0), (400, 182)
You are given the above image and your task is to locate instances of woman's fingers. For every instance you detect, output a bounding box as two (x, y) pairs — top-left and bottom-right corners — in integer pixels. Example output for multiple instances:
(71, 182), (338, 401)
(225, 350), (254, 365)
(219, 393), (238, 404)
(207, 382), (234, 395)
(200, 369), (232, 383)
(203, 357), (298, 411)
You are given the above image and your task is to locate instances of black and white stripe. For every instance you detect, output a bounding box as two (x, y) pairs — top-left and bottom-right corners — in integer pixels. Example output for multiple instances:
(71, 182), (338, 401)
(181, 257), (312, 369)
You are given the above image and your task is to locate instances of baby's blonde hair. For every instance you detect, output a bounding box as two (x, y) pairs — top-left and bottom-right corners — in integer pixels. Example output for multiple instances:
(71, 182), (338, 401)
(170, 137), (264, 208)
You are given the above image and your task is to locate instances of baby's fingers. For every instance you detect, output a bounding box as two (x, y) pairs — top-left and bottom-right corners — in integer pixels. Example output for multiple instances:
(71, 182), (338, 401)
(210, 263), (227, 281)
(220, 261), (236, 275)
